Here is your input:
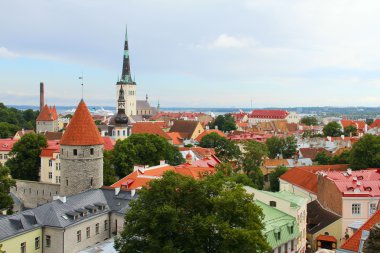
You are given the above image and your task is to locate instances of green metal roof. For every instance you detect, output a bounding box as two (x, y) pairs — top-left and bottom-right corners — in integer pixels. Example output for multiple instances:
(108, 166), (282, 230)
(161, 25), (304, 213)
(263, 190), (307, 207)
(256, 200), (299, 249)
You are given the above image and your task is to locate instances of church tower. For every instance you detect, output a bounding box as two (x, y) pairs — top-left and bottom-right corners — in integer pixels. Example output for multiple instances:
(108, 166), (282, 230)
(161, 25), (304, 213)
(112, 85), (131, 140)
(59, 100), (104, 196)
(116, 27), (137, 116)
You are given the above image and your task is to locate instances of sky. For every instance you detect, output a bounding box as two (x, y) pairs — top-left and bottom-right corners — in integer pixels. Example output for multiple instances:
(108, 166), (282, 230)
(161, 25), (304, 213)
(1, 0), (380, 108)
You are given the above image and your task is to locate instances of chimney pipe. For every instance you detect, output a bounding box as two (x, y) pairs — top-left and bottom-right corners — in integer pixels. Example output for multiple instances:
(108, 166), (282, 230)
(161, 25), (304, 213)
(40, 82), (44, 111)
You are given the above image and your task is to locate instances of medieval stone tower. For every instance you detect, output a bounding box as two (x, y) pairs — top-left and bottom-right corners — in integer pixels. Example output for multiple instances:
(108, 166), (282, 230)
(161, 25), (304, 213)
(116, 27), (137, 116)
(59, 100), (104, 196)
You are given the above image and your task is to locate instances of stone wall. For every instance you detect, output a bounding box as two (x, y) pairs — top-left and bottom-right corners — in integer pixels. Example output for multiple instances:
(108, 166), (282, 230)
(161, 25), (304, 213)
(11, 180), (60, 208)
(36, 120), (58, 133)
(60, 144), (103, 197)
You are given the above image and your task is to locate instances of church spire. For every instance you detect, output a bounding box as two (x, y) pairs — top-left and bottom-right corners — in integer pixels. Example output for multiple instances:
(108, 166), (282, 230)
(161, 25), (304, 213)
(121, 25), (133, 83)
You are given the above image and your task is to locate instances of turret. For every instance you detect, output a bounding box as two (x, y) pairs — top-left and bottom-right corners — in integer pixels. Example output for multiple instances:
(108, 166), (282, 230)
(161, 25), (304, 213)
(59, 100), (104, 196)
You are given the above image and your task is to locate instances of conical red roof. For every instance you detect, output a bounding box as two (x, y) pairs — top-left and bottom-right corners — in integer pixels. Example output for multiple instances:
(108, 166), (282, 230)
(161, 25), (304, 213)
(60, 100), (103, 146)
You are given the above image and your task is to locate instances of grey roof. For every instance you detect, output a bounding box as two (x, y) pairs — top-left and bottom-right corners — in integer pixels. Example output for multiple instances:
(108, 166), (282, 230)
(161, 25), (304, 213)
(136, 100), (152, 110)
(0, 210), (41, 241)
(0, 188), (137, 241)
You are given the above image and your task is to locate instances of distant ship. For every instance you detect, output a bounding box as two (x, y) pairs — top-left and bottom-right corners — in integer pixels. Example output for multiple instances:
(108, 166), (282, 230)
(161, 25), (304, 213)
(64, 107), (114, 116)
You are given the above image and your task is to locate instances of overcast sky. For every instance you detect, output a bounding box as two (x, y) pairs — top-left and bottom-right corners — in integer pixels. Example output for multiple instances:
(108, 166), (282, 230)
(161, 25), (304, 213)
(1, 0), (380, 108)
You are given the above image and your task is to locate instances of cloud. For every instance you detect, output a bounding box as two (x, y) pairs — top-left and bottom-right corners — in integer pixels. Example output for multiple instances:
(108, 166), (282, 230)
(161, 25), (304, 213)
(0, 47), (18, 58)
(196, 34), (257, 50)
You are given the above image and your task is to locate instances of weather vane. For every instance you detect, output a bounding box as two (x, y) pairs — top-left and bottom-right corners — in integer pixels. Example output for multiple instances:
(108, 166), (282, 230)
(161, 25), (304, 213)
(79, 72), (84, 100)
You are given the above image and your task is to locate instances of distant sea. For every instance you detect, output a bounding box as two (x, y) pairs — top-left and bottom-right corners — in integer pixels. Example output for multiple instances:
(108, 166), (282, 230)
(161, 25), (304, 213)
(8, 105), (249, 115)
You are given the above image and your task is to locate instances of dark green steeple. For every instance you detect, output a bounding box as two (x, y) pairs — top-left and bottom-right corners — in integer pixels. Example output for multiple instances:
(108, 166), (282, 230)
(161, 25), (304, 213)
(120, 26), (134, 84)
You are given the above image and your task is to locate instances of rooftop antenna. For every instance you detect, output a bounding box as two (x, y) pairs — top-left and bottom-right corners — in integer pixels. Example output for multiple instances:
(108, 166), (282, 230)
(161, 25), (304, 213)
(79, 72), (84, 100)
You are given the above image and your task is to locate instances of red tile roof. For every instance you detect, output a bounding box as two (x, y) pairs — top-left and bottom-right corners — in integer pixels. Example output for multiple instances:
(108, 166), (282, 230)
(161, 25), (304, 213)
(60, 100), (104, 146)
(14, 130), (35, 138)
(167, 132), (183, 145)
(132, 122), (171, 140)
(36, 105), (58, 121)
(316, 234), (337, 243)
(370, 119), (380, 128)
(341, 120), (366, 131)
(324, 169), (380, 197)
(280, 164), (349, 194)
(0, 139), (17, 151)
(340, 208), (380, 252)
(250, 110), (289, 119)
(194, 129), (226, 142)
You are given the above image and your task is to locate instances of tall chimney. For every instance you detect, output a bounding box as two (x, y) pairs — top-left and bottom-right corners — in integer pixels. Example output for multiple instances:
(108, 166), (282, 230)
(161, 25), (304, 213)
(40, 82), (44, 111)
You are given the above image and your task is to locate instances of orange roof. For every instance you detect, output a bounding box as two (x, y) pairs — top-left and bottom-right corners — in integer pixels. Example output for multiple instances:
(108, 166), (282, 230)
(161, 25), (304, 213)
(341, 120), (366, 131)
(316, 234), (337, 243)
(370, 119), (380, 128)
(102, 136), (115, 151)
(340, 208), (380, 252)
(60, 100), (104, 146)
(280, 164), (349, 194)
(167, 132), (183, 145)
(111, 165), (176, 189)
(132, 122), (171, 140)
(195, 129), (226, 142)
(175, 166), (216, 179)
(263, 159), (289, 167)
(36, 104), (57, 121)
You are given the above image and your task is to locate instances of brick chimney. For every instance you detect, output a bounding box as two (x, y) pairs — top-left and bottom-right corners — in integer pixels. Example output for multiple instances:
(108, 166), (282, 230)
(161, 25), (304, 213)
(40, 82), (44, 111)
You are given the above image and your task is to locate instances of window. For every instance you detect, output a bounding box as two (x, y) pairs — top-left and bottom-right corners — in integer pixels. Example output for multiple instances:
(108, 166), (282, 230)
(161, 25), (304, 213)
(4, 154), (8, 159)
(56, 176), (60, 184)
(46, 235), (51, 247)
(49, 160), (52, 167)
(90, 177), (93, 186)
(90, 148), (94, 155)
(35, 236), (40, 249)
(77, 230), (81, 242)
(290, 226), (294, 234)
(275, 231), (281, 240)
(370, 203), (377, 216)
(104, 220), (108, 230)
(56, 163), (60, 170)
(86, 227), (90, 238)
(352, 203), (361, 215)
(0, 154), (3, 159)
(21, 242), (26, 253)
(96, 223), (99, 234)
(48, 172), (52, 179)
(73, 149), (78, 156)
(123, 130), (126, 136)
(270, 201), (276, 207)
(66, 179), (69, 186)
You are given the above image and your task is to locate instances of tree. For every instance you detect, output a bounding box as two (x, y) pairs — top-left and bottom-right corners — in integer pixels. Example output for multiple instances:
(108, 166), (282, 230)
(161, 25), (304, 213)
(323, 122), (343, 137)
(0, 164), (15, 213)
(265, 136), (297, 159)
(315, 152), (332, 165)
(0, 122), (19, 138)
(265, 137), (283, 159)
(0, 103), (39, 131)
(349, 135), (380, 170)
(269, 166), (287, 192)
(209, 114), (237, 132)
(366, 118), (374, 126)
(112, 134), (185, 178)
(300, 116), (318, 126)
(199, 133), (241, 162)
(115, 171), (270, 253)
(344, 125), (357, 137)
(6, 133), (47, 181)
(241, 141), (268, 189)
(103, 150), (117, 186)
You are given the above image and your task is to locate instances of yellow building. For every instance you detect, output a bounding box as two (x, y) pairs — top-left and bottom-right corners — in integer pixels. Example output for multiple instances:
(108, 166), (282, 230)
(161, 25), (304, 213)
(0, 139), (16, 166)
(40, 145), (61, 184)
(0, 212), (42, 253)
